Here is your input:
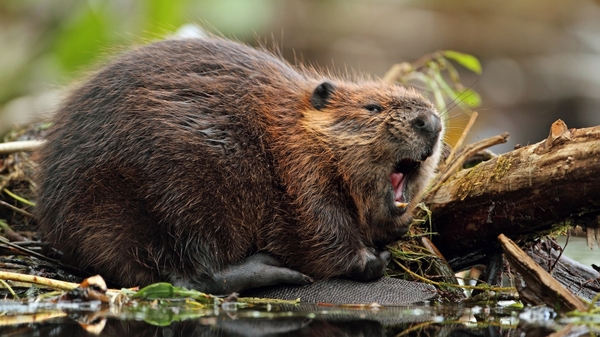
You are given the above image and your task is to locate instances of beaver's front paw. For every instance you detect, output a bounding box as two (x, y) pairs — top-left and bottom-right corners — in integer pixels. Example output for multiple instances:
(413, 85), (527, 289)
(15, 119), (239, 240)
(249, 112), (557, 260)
(170, 253), (313, 295)
(347, 249), (390, 282)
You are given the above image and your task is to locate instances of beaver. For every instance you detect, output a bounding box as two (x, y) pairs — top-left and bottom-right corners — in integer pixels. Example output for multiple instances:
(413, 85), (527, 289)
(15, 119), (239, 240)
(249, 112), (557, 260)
(36, 36), (443, 295)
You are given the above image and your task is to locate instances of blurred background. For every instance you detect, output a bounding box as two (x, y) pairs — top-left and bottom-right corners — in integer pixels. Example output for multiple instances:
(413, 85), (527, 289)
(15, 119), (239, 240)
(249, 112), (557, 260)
(1, 0), (600, 152)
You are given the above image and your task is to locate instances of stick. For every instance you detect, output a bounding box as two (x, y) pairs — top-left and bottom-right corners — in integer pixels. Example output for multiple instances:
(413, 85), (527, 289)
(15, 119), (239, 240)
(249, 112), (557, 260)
(0, 140), (44, 154)
(444, 111), (479, 167)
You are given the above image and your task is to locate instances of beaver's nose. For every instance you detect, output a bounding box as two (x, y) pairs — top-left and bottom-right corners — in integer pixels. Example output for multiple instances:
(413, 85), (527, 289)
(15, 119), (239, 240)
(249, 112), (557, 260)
(411, 111), (442, 138)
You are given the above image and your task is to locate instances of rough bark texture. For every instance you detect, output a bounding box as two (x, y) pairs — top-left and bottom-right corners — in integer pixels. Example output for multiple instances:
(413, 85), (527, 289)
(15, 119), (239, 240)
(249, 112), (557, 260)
(427, 121), (600, 270)
(499, 234), (587, 313)
(526, 238), (600, 302)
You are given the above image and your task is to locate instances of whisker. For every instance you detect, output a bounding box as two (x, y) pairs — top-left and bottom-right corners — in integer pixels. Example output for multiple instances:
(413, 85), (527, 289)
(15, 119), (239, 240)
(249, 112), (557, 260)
(442, 79), (480, 114)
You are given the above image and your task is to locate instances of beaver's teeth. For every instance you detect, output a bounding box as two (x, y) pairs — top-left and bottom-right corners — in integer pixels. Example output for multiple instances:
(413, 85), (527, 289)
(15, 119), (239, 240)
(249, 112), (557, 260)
(394, 201), (408, 208)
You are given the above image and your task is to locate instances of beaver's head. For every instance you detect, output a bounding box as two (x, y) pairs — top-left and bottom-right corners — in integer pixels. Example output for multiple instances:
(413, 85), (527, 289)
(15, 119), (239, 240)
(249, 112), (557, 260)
(305, 80), (444, 245)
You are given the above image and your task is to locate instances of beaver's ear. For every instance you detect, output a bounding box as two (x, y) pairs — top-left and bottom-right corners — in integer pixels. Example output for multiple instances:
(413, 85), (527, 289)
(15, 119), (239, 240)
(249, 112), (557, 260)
(311, 81), (335, 110)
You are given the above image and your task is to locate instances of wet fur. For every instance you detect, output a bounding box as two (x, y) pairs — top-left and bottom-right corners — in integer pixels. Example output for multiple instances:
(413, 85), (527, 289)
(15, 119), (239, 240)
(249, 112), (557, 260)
(36, 37), (443, 288)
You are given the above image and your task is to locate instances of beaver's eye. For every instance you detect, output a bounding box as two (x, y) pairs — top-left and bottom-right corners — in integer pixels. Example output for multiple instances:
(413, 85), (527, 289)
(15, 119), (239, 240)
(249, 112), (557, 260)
(364, 104), (383, 113)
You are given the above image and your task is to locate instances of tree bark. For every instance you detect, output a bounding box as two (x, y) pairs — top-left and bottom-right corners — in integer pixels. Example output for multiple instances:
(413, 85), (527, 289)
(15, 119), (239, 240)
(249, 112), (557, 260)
(426, 120), (600, 270)
(526, 237), (600, 301)
(499, 234), (588, 313)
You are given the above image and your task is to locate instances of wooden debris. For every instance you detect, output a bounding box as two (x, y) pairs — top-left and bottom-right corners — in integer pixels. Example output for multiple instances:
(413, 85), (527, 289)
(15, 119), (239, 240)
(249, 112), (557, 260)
(526, 238), (600, 301)
(61, 275), (110, 303)
(585, 221), (600, 249)
(419, 237), (465, 300)
(0, 140), (44, 154)
(427, 121), (600, 269)
(499, 234), (587, 313)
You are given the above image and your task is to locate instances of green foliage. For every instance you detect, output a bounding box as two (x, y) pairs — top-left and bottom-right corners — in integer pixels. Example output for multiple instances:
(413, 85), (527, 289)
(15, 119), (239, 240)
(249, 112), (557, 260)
(0, 219), (9, 231)
(53, 4), (113, 74)
(385, 50), (482, 117)
(51, 0), (193, 78)
(442, 50), (482, 75)
(0, 0), (282, 114)
(131, 282), (215, 303)
(2, 189), (35, 207)
(145, 0), (187, 33)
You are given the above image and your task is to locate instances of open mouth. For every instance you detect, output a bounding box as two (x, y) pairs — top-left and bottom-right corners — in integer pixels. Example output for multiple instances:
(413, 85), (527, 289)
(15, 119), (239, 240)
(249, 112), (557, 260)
(389, 158), (421, 209)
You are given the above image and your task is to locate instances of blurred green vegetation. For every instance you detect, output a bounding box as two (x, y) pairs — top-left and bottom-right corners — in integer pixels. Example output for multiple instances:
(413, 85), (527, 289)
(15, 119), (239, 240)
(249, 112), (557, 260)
(0, 0), (483, 144)
(0, 0), (277, 134)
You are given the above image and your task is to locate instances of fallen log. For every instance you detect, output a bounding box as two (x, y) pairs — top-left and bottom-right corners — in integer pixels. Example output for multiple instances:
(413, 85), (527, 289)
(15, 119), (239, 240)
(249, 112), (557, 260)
(426, 120), (600, 270)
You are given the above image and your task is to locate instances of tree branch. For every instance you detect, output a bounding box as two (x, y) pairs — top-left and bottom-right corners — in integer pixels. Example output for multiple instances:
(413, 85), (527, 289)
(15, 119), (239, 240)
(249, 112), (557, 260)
(426, 120), (600, 269)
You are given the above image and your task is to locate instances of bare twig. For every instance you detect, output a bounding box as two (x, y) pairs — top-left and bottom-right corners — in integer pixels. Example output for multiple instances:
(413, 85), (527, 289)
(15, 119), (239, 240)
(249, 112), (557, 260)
(0, 199), (34, 218)
(0, 270), (78, 291)
(444, 111), (479, 167)
(0, 140), (44, 154)
(0, 236), (92, 277)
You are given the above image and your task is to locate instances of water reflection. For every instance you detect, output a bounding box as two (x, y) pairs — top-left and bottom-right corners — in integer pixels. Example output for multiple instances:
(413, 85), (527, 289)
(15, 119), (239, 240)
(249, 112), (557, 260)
(4, 317), (385, 336)
(0, 302), (589, 337)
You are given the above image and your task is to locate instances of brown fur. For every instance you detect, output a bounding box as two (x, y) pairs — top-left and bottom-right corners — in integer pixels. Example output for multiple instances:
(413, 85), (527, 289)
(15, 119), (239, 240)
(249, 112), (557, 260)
(36, 36), (443, 290)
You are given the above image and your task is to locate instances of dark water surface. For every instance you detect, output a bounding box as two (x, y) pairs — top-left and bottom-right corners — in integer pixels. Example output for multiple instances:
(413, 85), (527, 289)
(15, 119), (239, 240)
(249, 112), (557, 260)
(0, 300), (595, 337)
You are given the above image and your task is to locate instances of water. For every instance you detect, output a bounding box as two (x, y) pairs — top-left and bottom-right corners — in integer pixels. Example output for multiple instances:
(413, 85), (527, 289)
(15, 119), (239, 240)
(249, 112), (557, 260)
(556, 235), (599, 268)
(0, 299), (597, 336)
(0, 236), (596, 336)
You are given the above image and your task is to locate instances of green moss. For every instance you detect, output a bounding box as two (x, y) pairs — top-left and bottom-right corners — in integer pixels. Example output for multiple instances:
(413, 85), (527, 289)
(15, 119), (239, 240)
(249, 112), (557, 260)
(455, 156), (512, 200)
(490, 156), (512, 182)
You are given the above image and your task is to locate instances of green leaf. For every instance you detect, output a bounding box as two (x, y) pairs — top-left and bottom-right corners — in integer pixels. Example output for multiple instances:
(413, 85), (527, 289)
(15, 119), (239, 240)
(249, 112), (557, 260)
(425, 76), (447, 113)
(442, 51), (482, 74)
(132, 283), (177, 299)
(455, 88), (482, 108)
(131, 282), (214, 303)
